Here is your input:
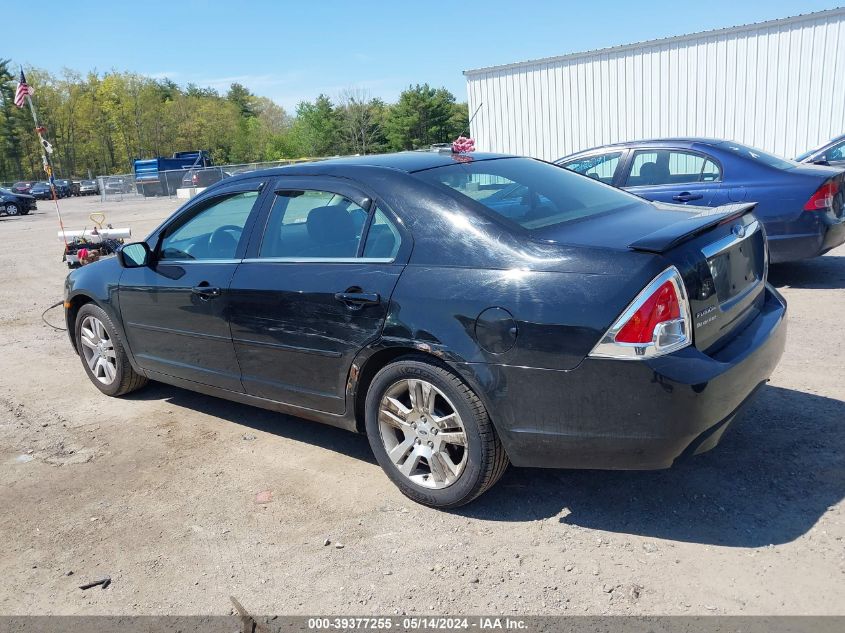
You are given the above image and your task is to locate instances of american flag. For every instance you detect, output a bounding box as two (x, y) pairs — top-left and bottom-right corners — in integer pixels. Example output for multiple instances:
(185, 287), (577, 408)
(14, 69), (34, 108)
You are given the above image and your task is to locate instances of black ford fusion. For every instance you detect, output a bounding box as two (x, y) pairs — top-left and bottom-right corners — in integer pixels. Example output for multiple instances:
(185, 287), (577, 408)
(64, 151), (787, 508)
(0, 187), (37, 216)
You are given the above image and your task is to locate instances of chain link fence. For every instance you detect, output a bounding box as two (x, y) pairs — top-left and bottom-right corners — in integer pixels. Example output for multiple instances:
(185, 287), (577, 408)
(95, 158), (325, 202)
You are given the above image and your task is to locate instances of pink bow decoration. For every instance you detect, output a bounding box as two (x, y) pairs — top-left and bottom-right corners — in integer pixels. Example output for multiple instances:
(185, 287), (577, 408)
(451, 136), (475, 154)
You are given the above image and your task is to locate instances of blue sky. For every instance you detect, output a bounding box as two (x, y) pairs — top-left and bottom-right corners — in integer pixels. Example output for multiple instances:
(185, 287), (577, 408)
(11, 1), (838, 112)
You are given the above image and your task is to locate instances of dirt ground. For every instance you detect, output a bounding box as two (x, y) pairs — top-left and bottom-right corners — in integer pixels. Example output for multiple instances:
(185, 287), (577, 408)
(0, 195), (843, 616)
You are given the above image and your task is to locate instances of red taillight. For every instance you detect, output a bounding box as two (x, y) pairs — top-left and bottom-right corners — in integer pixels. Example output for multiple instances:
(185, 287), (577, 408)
(615, 280), (681, 344)
(804, 179), (839, 211)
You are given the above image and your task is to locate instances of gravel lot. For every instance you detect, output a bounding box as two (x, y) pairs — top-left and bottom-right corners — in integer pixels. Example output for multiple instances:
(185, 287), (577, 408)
(0, 195), (843, 616)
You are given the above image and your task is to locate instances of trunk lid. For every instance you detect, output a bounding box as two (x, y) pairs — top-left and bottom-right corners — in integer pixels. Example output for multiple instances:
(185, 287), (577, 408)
(536, 200), (767, 353)
(629, 203), (766, 353)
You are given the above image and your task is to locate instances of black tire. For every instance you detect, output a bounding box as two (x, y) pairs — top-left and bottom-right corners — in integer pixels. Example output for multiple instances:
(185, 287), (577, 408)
(4, 202), (19, 216)
(75, 303), (147, 397)
(365, 355), (509, 508)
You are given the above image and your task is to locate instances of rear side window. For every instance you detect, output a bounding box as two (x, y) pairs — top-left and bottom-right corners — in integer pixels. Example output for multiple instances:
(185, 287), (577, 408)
(561, 152), (622, 184)
(625, 150), (721, 186)
(717, 142), (796, 170)
(414, 157), (641, 231)
(363, 207), (401, 259)
(259, 190), (368, 258)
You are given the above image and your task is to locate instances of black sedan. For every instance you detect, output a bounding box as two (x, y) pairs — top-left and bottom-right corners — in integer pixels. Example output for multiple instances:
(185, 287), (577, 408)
(63, 152), (787, 508)
(53, 179), (72, 198)
(0, 187), (37, 216)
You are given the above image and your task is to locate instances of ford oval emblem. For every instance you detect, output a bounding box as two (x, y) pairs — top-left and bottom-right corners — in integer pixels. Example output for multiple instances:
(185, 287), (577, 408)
(731, 223), (746, 238)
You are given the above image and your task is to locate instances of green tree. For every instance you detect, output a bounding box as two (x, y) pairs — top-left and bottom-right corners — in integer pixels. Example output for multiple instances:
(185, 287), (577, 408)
(227, 82), (256, 118)
(337, 89), (387, 155)
(385, 84), (467, 151)
(0, 59), (26, 180)
(292, 94), (341, 156)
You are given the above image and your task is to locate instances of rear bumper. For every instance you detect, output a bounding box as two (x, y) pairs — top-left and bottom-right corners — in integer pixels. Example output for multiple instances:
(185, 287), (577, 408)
(464, 285), (787, 470)
(766, 213), (845, 263)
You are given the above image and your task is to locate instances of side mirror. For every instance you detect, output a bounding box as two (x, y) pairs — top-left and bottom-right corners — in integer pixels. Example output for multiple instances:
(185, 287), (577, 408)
(813, 158), (830, 166)
(118, 242), (151, 268)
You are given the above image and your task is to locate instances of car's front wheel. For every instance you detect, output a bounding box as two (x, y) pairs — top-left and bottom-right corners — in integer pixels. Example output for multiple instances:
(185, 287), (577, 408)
(75, 303), (147, 396)
(4, 202), (19, 216)
(365, 356), (509, 508)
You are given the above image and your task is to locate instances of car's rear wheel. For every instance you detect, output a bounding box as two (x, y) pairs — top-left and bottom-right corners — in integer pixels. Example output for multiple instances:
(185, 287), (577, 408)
(75, 303), (147, 397)
(4, 203), (19, 216)
(365, 356), (508, 508)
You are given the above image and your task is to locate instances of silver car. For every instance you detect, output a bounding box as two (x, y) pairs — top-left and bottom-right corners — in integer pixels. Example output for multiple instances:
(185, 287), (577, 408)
(78, 180), (99, 195)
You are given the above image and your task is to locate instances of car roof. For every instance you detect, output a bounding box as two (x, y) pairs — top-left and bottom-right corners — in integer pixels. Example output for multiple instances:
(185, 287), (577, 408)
(563, 138), (732, 158)
(222, 150), (515, 184)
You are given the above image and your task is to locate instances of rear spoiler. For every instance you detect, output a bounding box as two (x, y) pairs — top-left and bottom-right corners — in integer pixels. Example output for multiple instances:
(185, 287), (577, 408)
(628, 202), (758, 253)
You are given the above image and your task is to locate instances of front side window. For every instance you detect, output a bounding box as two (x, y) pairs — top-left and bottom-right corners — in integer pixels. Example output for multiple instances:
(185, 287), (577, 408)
(414, 157), (641, 231)
(562, 152), (622, 184)
(159, 190), (259, 260)
(259, 190), (369, 258)
(626, 150), (722, 187)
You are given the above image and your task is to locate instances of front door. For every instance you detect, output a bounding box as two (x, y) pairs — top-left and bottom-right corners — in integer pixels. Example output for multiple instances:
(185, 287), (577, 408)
(228, 179), (408, 414)
(118, 186), (265, 391)
(623, 148), (724, 206)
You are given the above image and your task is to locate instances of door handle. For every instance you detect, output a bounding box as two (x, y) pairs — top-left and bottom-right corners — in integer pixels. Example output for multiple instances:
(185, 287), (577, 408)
(191, 285), (221, 300)
(672, 192), (703, 202)
(334, 291), (380, 307)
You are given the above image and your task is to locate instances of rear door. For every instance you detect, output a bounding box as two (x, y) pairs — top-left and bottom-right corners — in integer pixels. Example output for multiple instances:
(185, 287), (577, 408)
(622, 148), (723, 206)
(228, 176), (410, 414)
(118, 180), (268, 391)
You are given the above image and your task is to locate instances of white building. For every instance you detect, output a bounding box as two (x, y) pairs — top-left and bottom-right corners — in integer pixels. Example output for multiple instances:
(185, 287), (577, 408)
(464, 8), (845, 162)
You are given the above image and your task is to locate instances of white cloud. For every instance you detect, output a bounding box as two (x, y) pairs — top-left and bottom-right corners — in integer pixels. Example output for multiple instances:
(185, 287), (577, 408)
(147, 71), (180, 80)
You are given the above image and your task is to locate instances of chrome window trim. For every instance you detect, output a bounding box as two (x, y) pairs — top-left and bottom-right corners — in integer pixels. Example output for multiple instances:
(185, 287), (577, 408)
(701, 220), (760, 259)
(157, 258), (241, 265)
(241, 257), (395, 264)
(157, 257), (397, 265)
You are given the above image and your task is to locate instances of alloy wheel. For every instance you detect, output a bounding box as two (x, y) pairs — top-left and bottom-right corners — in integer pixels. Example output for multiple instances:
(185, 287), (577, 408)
(79, 315), (117, 385)
(378, 378), (468, 489)
(5, 203), (19, 216)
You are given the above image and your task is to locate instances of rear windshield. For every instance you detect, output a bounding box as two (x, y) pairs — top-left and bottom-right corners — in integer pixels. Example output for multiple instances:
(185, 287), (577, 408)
(414, 157), (640, 231)
(717, 142), (796, 170)
(794, 148), (816, 162)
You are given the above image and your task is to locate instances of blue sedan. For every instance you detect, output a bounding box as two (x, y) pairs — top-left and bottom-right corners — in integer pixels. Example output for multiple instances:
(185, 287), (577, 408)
(558, 138), (845, 263)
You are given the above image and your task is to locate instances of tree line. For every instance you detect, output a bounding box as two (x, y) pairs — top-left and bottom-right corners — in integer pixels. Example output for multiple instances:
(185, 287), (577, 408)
(0, 60), (469, 181)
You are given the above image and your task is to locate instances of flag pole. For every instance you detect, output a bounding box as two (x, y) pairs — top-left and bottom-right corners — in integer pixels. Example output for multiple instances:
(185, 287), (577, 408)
(20, 66), (68, 249)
